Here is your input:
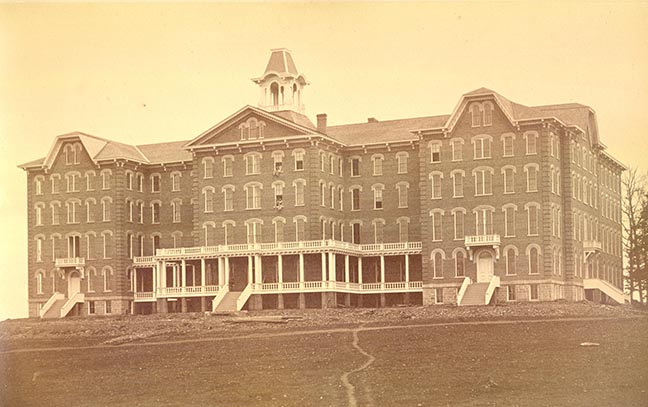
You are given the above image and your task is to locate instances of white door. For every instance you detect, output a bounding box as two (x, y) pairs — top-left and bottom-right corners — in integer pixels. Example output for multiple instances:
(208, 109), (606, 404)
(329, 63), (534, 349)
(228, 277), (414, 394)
(476, 251), (494, 283)
(68, 272), (81, 296)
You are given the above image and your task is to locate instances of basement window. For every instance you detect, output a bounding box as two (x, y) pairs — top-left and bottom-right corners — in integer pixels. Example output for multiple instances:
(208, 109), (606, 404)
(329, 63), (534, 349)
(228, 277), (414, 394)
(435, 288), (444, 304)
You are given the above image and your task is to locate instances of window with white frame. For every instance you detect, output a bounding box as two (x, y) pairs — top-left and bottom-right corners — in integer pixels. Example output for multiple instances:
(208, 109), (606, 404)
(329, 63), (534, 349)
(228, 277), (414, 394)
(470, 103), (482, 127)
(273, 181), (284, 208)
(338, 158), (343, 177)
(351, 222), (361, 244)
(36, 237), (44, 262)
(432, 251), (444, 278)
(455, 250), (466, 277)
(503, 166), (515, 194)
(350, 157), (360, 177)
(246, 220), (263, 244)
(505, 247), (516, 275)
(245, 153), (261, 175)
(222, 222), (234, 245)
(293, 149), (305, 171)
(372, 154), (383, 175)
(102, 267), (112, 292)
(102, 232), (112, 258)
(526, 203), (540, 236)
(329, 154), (335, 175)
(473, 135), (492, 159)
(274, 218), (285, 242)
(349, 187), (361, 211)
(85, 199), (95, 223)
(245, 183), (262, 209)
(373, 219), (385, 244)
(430, 142), (441, 163)
(295, 216), (306, 241)
(51, 174), (61, 194)
(452, 209), (465, 240)
(151, 202), (161, 224)
(203, 187), (215, 213)
(396, 182), (409, 208)
(474, 206), (494, 235)
(138, 201), (144, 223)
(330, 184), (335, 208)
(482, 102), (494, 126)
(504, 205), (516, 237)
(272, 151), (284, 174)
(474, 167), (493, 196)
(127, 199), (134, 222)
(136, 173), (144, 192)
(86, 171), (95, 192)
(35, 176), (44, 195)
(35, 203), (44, 226)
(66, 172), (80, 192)
(430, 172), (443, 199)
(125, 171), (133, 190)
(396, 152), (409, 174)
(502, 134), (514, 157)
(338, 186), (344, 210)
(451, 170), (464, 198)
(172, 200), (181, 223)
(372, 184), (384, 210)
(524, 131), (538, 155)
(151, 174), (161, 193)
(320, 181), (326, 206)
(431, 209), (443, 241)
(66, 200), (80, 224)
(171, 172), (181, 192)
(528, 246), (540, 274)
(223, 185), (234, 211)
(397, 217), (409, 242)
(222, 156), (233, 177)
(525, 164), (538, 192)
(451, 138), (463, 161)
(293, 179), (306, 206)
(51, 202), (60, 225)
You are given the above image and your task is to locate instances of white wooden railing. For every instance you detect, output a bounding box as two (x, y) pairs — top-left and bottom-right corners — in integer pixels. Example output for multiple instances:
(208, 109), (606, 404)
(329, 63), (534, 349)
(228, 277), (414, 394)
(583, 240), (602, 251)
(40, 292), (64, 318)
(157, 285), (221, 297)
(133, 256), (156, 265)
(55, 257), (86, 267)
(464, 235), (501, 246)
(211, 285), (230, 312)
(150, 240), (423, 259)
(250, 281), (423, 293)
(60, 292), (84, 318)
(484, 276), (500, 305)
(456, 277), (472, 306)
(236, 284), (253, 311)
(134, 291), (155, 301)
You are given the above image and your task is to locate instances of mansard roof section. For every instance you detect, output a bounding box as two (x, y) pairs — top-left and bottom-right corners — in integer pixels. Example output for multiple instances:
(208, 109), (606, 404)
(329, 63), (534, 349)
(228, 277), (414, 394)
(183, 105), (324, 149)
(252, 48), (308, 85)
(327, 115), (448, 145)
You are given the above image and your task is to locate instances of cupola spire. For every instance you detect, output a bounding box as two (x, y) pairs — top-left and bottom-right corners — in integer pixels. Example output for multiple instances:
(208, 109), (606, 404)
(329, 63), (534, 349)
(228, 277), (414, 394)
(252, 48), (309, 113)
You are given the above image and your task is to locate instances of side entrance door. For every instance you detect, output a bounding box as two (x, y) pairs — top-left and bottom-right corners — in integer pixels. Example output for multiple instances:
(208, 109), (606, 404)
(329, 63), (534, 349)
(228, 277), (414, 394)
(476, 251), (494, 283)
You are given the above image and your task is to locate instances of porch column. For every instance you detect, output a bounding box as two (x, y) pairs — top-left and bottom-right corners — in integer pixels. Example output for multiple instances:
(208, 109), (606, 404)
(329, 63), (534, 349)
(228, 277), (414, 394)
(200, 258), (206, 287)
(152, 264), (158, 293)
(254, 255), (262, 286)
(181, 259), (187, 292)
(247, 255), (253, 286)
(380, 255), (385, 284)
(161, 261), (167, 289)
(405, 254), (410, 284)
(133, 268), (138, 292)
(344, 255), (350, 286)
(299, 253), (305, 287)
(358, 257), (363, 284)
(224, 257), (230, 286)
(277, 255), (283, 288)
(329, 253), (336, 282)
(218, 258), (225, 286)
(321, 253), (327, 283)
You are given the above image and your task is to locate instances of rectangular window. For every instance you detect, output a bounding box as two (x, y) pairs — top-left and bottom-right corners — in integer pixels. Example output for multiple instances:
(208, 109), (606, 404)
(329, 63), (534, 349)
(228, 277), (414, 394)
(503, 136), (514, 157)
(475, 170), (492, 196)
(205, 192), (214, 213)
(374, 188), (383, 209)
(373, 156), (383, 175)
(453, 174), (463, 198)
(398, 185), (408, 208)
(507, 286), (516, 301)
(526, 134), (537, 155)
(246, 155), (260, 175)
(504, 168), (515, 194)
(351, 189), (360, 211)
(105, 301), (112, 314)
(275, 184), (284, 208)
(475, 209), (493, 235)
(294, 151), (304, 171)
(527, 167), (538, 192)
(452, 140), (463, 161)
(88, 301), (96, 315)
(453, 211), (464, 240)
(351, 158), (360, 177)
(172, 174), (180, 192)
(152, 203), (160, 224)
(398, 221), (409, 242)
(224, 189), (233, 211)
(431, 212), (442, 241)
(295, 182), (305, 206)
(274, 155), (283, 174)
(352, 223), (361, 244)
(530, 284), (539, 301)
(397, 154), (408, 174)
(505, 207), (515, 237)
(296, 219), (305, 241)
(430, 144), (441, 163)
(151, 176), (160, 193)
(528, 206), (539, 236)
(223, 157), (233, 177)
(435, 288), (444, 304)
(330, 155), (335, 175)
(246, 185), (261, 209)
(474, 138), (491, 159)
(431, 174), (442, 199)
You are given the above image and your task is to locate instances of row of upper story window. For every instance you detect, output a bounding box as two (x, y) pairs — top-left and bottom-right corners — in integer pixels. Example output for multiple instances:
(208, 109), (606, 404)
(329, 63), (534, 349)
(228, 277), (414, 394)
(33, 197), (185, 226)
(33, 266), (114, 295)
(61, 143), (84, 166)
(569, 140), (622, 194)
(572, 209), (622, 257)
(430, 244), (545, 279)
(427, 131), (547, 163)
(570, 173), (621, 223)
(200, 149), (414, 179)
(201, 216), (416, 246)
(428, 203), (544, 242)
(33, 170), (183, 195)
(429, 165), (542, 199)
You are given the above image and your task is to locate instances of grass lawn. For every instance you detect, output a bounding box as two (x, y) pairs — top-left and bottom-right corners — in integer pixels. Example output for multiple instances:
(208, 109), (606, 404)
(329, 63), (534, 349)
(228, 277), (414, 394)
(1, 318), (647, 406)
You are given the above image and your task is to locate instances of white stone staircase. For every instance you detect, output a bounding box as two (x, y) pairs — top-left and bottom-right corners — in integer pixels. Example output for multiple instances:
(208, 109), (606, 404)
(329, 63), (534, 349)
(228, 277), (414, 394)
(458, 276), (500, 306)
(584, 278), (628, 304)
(213, 290), (243, 312)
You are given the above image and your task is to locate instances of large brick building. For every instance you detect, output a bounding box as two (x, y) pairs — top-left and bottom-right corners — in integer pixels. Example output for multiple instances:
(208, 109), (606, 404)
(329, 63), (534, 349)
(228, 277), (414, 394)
(20, 49), (626, 318)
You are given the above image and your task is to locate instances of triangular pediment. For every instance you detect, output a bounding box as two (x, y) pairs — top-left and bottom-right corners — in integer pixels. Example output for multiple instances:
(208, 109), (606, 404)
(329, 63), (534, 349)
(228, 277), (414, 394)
(184, 105), (319, 148)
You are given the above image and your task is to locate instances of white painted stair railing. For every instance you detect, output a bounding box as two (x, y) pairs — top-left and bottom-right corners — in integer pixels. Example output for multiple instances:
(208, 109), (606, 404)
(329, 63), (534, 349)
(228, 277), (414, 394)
(236, 284), (253, 311)
(583, 278), (628, 304)
(456, 277), (472, 306)
(484, 276), (500, 305)
(40, 292), (64, 318)
(211, 285), (229, 312)
(60, 292), (84, 318)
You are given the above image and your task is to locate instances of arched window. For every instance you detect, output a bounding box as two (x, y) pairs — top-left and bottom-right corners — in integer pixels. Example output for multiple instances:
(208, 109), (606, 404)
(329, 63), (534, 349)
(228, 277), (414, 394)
(203, 187), (215, 213)
(372, 184), (384, 210)
(151, 201), (161, 224)
(222, 185), (235, 211)
(36, 270), (44, 294)
(171, 199), (182, 223)
(454, 249), (466, 277)
(372, 218), (385, 244)
(397, 217), (409, 242)
(470, 103), (482, 127)
(432, 250), (444, 278)
(102, 266), (113, 292)
(505, 247), (517, 275)
(273, 217), (285, 243)
(482, 101), (494, 126)
(246, 219), (263, 244)
(527, 245), (541, 275)
(270, 82), (279, 106)
(430, 209), (444, 241)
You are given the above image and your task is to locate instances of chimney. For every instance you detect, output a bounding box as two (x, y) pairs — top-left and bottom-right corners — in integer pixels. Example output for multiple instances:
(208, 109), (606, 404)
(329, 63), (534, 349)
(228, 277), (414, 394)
(317, 113), (327, 134)
(368, 117), (378, 123)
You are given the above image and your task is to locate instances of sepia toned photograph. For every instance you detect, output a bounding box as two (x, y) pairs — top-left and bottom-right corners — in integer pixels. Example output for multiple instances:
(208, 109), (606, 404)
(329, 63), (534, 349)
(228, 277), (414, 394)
(1, 2), (647, 406)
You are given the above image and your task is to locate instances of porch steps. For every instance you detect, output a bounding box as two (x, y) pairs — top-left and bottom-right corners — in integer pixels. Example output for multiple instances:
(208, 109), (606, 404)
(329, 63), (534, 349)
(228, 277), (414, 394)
(459, 283), (490, 306)
(41, 299), (67, 319)
(214, 291), (243, 312)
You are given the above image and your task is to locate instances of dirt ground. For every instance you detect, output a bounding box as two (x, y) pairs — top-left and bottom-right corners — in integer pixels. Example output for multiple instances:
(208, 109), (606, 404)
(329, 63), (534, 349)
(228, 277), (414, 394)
(1, 302), (647, 407)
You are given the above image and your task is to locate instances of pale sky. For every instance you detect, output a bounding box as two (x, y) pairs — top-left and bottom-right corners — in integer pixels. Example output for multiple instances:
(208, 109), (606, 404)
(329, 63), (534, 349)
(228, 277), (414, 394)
(1, 2), (647, 320)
